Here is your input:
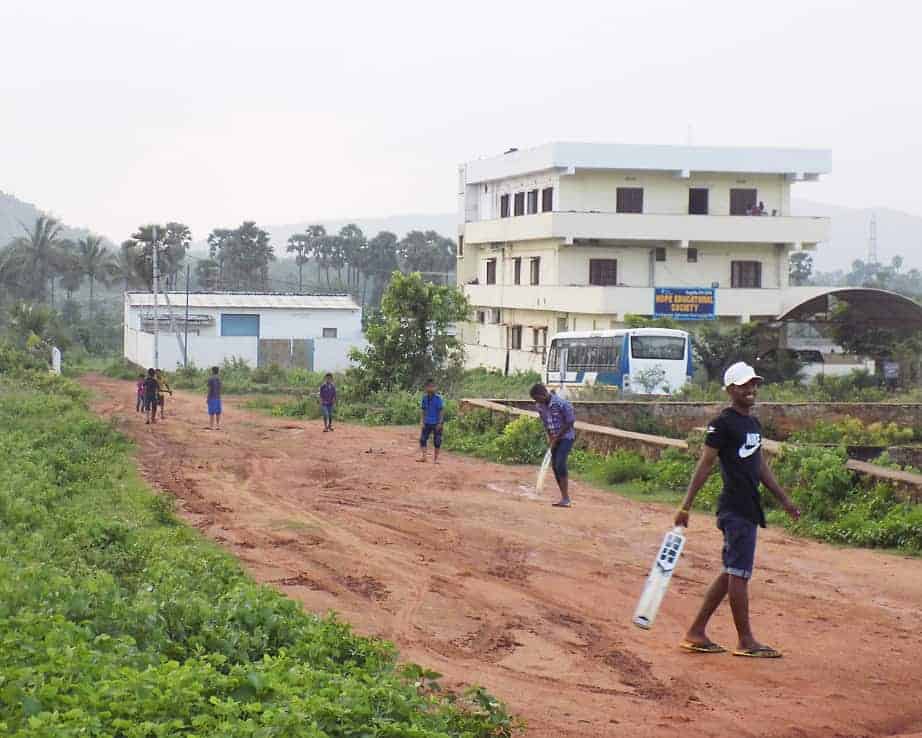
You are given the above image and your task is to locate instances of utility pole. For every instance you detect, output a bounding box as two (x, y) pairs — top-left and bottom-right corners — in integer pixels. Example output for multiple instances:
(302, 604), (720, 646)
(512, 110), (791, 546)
(184, 264), (190, 368)
(152, 225), (159, 370)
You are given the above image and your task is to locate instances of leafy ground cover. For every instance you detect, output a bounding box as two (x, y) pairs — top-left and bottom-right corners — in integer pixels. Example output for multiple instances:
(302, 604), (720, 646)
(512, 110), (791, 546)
(0, 368), (516, 737)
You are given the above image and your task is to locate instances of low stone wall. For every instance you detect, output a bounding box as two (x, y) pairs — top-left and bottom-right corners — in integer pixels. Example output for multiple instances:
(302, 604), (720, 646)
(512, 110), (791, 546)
(463, 398), (922, 500)
(458, 399), (687, 460)
(491, 400), (922, 440)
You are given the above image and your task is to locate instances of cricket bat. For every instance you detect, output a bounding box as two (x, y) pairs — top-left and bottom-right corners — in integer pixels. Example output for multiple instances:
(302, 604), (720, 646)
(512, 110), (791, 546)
(632, 526), (686, 630)
(535, 449), (552, 496)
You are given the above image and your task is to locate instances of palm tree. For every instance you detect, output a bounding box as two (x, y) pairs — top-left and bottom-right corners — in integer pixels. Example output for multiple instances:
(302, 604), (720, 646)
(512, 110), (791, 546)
(10, 216), (67, 302)
(76, 234), (117, 315)
(304, 225), (329, 285)
(286, 233), (311, 292)
(112, 241), (141, 293)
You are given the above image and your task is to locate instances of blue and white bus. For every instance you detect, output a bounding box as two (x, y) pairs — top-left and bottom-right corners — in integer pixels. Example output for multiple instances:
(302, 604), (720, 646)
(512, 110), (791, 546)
(545, 328), (693, 395)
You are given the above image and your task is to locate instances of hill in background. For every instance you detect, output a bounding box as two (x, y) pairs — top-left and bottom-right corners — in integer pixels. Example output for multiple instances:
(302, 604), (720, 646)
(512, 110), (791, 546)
(0, 190), (92, 246)
(4, 189), (921, 273)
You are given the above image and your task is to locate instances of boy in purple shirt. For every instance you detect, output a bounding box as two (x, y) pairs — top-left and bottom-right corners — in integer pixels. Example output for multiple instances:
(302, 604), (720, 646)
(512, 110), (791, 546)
(531, 383), (576, 507)
(319, 373), (336, 432)
(206, 366), (222, 430)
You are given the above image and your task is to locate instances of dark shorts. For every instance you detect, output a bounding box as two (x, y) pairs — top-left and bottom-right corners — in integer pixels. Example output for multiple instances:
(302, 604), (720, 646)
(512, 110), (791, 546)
(718, 511), (758, 579)
(144, 395), (158, 411)
(552, 437), (574, 482)
(320, 404), (333, 420)
(207, 398), (222, 416)
(420, 423), (442, 448)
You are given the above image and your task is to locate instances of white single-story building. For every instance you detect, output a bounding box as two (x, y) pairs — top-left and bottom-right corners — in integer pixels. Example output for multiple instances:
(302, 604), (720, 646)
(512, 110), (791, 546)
(123, 292), (367, 372)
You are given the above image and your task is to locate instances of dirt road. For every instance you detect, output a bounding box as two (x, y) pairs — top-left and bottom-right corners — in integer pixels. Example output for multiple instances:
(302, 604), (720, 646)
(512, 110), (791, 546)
(86, 375), (922, 738)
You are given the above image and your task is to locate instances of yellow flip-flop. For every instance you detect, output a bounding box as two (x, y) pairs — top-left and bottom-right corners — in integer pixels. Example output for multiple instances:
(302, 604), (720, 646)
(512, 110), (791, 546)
(732, 646), (782, 658)
(680, 640), (726, 654)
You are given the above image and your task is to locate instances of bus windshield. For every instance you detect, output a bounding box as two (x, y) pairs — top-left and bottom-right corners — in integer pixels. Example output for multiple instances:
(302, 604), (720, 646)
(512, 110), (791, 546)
(630, 335), (686, 360)
(548, 337), (621, 372)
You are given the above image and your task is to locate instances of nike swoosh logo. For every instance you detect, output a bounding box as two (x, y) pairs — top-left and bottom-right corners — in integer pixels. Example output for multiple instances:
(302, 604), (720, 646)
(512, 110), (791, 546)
(739, 444), (761, 458)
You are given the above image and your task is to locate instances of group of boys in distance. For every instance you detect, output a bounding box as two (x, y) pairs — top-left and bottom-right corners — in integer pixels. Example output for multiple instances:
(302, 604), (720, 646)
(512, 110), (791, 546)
(133, 359), (798, 657)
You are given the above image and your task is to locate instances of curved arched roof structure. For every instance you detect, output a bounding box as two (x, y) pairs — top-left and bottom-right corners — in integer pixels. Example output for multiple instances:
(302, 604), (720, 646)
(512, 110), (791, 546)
(778, 287), (922, 328)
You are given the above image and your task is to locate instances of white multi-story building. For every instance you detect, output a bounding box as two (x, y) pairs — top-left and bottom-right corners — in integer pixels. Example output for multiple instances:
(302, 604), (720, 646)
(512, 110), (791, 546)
(456, 142), (832, 373)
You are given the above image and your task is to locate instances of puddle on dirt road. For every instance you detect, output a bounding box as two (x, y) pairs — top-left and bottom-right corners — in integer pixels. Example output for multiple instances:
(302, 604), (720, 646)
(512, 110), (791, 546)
(486, 481), (541, 500)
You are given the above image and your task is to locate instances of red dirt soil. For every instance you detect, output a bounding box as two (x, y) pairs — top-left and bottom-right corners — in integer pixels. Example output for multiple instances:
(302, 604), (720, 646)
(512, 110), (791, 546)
(86, 375), (922, 738)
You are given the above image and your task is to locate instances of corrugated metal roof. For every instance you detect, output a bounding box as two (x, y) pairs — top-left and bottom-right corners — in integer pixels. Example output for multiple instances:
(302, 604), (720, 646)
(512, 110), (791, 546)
(126, 292), (359, 310)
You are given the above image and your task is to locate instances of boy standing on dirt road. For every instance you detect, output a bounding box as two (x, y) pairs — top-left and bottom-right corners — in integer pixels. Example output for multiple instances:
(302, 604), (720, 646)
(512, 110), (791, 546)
(207, 366), (222, 430)
(418, 379), (444, 464)
(143, 368), (160, 425)
(155, 369), (173, 420)
(675, 361), (800, 658)
(531, 383), (576, 508)
(136, 374), (145, 413)
(319, 373), (336, 432)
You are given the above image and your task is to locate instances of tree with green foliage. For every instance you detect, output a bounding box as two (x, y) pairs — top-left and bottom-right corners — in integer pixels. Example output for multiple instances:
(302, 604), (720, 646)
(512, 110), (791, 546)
(789, 251), (814, 286)
(624, 314), (682, 330)
(207, 221), (274, 291)
(363, 231), (399, 309)
(349, 272), (471, 392)
(397, 230), (456, 277)
(8, 215), (68, 302)
(125, 222), (192, 290)
(76, 234), (117, 315)
(338, 223), (366, 290)
(285, 232), (311, 291)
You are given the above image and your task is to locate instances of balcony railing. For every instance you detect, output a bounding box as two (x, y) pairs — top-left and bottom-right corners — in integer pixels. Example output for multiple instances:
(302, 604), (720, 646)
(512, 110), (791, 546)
(462, 210), (830, 246)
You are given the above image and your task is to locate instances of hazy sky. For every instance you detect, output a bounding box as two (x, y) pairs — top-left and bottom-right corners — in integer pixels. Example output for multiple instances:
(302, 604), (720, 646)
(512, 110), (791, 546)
(1, 0), (920, 243)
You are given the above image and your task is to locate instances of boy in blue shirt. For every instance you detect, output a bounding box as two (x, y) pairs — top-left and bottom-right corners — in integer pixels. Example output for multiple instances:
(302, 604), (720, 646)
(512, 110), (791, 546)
(418, 379), (444, 464)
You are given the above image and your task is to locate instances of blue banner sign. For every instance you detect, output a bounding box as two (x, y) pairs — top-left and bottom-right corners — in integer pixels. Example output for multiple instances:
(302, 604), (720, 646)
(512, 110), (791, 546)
(654, 287), (716, 320)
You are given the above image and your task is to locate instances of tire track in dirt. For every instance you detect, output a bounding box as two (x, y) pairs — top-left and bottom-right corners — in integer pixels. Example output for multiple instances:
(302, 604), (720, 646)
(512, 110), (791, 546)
(86, 374), (922, 738)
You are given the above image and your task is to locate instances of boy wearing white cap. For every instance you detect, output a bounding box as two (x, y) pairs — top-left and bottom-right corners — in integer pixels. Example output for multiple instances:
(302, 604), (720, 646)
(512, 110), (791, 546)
(673, 361), (801, 658)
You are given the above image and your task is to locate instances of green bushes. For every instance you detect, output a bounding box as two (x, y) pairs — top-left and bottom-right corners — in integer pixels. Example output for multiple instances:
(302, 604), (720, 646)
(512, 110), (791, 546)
(789, 418), (916, 446)
(0, 373), (514, 737)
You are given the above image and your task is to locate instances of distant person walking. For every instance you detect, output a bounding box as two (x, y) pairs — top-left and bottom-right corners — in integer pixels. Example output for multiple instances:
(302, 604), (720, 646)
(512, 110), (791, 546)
(319, 373), (337, 432)
(531, 383), (576, 508)
(418, 379), (444, 464)
(883, 360), (900, 393)
(143, 368), (159, 425)
(674, 362), (800, 658)
(207, 366), (222, 430)
(154, 369), (173, 420)
(136, 373), (145, 413)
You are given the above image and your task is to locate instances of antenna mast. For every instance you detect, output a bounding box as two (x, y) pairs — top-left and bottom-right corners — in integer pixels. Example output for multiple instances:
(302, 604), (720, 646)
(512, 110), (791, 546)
(867, 212), (878, 264)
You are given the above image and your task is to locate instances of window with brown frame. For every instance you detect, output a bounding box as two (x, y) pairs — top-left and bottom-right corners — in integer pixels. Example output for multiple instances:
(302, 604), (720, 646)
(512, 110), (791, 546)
(511, 325), (523, 350)
(731, 260), (762, 288)
(616, 187), (644, 213)
(529, 257), (540, 285)
(527, 189), (538, 214)
(541, 187), (553, 212)
(486, 258), (497, 285)
(513, 257), (522, 285)
(514, 192), (525, 216)
(589, 259), (618, 286)
(500, 194), (510, 218)
(458, 235), (463, 256)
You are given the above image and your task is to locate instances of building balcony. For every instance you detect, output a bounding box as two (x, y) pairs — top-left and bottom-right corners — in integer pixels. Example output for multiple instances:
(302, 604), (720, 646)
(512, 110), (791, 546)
(462, 211), (830, 247)
(463, 283), (786, 319)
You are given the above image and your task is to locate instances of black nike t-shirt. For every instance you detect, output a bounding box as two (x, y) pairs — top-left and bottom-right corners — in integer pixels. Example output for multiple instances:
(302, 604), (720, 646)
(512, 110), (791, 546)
(704, 408), (766, 527)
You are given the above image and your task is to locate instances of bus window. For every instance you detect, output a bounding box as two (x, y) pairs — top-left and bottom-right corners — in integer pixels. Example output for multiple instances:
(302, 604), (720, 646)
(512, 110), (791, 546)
(630, 335), (686, 360)
(561, 337), (620, 372)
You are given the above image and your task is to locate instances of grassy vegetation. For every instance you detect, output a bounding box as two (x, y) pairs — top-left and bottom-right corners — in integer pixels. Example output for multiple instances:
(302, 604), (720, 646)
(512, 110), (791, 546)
(0, 367), (517, 736)
(445, 409), (922, 554)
